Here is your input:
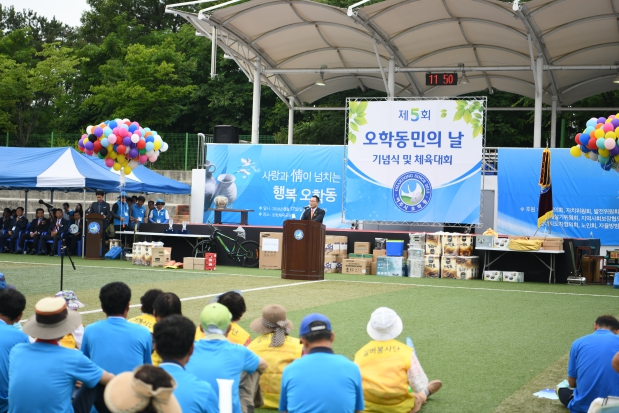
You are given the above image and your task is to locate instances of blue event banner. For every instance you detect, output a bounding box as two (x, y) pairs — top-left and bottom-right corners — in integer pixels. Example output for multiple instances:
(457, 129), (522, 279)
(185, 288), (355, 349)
(345, 99), (484, 223)
(203, 144), (347, 228)
(498, 148), (619, 245)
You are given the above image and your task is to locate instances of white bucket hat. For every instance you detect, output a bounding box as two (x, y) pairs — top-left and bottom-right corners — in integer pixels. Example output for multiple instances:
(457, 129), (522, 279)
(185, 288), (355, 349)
(366, 307), (403, 341)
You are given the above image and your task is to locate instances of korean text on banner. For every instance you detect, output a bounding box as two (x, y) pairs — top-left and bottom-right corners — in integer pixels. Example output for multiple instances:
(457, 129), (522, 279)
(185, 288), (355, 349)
(344, 99), (485, 223)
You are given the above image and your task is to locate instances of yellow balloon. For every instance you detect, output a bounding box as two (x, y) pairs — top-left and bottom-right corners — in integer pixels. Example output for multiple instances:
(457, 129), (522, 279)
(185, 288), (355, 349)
(113, 162), (122, 171)
(595, 128), (605, 138)
(584, 152), (590, 159)
(615, 155), (619, 162)
(121, 158), (128, 166)
(570, 146), (582, 157)
(606, 131), (617, 140)
(153, 140), (162, 151)
(599, 148), (610, 157)
(606, 118), (613, 123)
(123, 166), (132, 175)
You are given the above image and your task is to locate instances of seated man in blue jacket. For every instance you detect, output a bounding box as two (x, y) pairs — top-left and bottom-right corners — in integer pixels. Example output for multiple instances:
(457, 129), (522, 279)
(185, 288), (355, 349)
(149, 199), (170, 224)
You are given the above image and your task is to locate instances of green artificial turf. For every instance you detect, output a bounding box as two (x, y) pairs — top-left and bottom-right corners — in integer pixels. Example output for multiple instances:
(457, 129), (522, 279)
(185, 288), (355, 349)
(1, 254), (618, 412)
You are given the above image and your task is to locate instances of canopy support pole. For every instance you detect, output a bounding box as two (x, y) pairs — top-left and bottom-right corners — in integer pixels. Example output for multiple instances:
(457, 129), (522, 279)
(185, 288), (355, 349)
(533, 55), (543, 148)
(24, 190), (28, 217)
(82, 189), (86, 258)
(388, 56), (395, 100)
(288, 96), (294, 145)
(50, 190), (54, 205)
(211, 26), (217, 78)
(251, 56), (261, 144)
(550, 96), (557, 148)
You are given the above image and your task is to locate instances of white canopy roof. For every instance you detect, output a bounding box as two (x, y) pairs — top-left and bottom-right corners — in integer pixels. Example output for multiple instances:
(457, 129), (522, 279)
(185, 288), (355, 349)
(168, 0), (619, 106)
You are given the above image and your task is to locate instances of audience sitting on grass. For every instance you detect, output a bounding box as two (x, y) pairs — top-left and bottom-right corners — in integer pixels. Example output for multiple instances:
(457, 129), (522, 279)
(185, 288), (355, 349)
(195, 291), (252, 346)
(75, 282), (152, 413)
(128, 289), (164, 333)
(103, 365), (180, 413)
(354, 307), (442, 413)
(558, 315), (619, 413)
(8, 296), (114, 413)
(247, 304), (302, 410)
(0, 289), (28, 413)
(280, 313), (365, 413)
(55, 290), (86, 350)
(152, 292), (183, 367)
(155, 314), (219, 413)
(186, 303), (268, 413)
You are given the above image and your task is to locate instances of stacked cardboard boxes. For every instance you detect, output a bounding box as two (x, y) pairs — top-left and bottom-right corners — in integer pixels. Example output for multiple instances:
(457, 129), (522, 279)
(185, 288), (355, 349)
(183, 257), (207, 270)
(407, 233), (481, 279)
(151, 247), (171, 267)
(324, 235), (349, 274)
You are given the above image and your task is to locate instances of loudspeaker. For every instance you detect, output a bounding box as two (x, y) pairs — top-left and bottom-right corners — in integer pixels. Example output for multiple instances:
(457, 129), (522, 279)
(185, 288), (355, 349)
(213, 125), (239, 143)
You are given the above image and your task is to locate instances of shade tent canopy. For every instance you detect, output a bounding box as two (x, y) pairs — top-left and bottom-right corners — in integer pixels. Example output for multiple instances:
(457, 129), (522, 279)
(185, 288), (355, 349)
(169, 0), (619, 106)
(87, 157), (191, 194)
(0, 147), (142, 192)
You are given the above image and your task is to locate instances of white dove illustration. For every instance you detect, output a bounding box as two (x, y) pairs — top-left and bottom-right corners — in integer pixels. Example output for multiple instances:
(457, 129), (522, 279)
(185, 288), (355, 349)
(401, 183), (424, 204)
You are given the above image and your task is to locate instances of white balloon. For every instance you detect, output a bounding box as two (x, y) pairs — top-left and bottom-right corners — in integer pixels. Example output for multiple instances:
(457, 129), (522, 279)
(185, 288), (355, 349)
(589, 152), (599, 161)
(161, 142), (169, 152)
(129, 160), (139, 169)
(131, 134), (140, 143)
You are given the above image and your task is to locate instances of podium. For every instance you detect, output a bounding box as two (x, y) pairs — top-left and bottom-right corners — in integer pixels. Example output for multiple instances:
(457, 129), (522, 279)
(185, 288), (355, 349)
(85, 213), (104, 260)
(282, 220), (325, 280)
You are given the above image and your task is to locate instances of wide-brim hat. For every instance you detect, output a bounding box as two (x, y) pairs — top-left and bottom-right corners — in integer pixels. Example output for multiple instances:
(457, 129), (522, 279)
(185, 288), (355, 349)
(156, 198), (165, 205)
(366, 307), (403, 341)
(250, 304), (294, 334)
(23, 297), (82, 339)
(117, 191), (127, 198)
(104, 368), (181, 413)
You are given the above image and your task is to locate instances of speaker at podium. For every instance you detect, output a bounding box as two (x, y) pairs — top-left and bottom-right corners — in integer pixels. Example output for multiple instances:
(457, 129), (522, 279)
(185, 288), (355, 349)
(213, 125), (240, 143)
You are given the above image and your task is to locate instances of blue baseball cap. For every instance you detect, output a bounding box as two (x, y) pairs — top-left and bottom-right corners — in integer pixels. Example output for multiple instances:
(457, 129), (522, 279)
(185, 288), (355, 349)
(299, 313), (332, 336)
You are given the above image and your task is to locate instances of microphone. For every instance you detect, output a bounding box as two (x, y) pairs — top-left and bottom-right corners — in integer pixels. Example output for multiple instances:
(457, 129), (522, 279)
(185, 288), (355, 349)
(38, 199), (54, 210)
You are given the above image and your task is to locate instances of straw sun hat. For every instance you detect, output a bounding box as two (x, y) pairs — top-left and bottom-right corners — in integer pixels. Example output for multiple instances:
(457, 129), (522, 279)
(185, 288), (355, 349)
(23, 297), (82, 340)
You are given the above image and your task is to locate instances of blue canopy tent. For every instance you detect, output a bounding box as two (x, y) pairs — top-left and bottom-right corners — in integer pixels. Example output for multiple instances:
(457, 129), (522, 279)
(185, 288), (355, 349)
(87, 157), (191, 194)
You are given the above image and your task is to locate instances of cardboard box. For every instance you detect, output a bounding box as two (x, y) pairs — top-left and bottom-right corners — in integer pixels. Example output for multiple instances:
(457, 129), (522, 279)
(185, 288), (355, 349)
(349, 253), (373, 259)
(325, 235), (339, 254)
(502, 271), (524, 282)
(151, 247), (171, 267)
(176, 204), (190, 215)
(183, 257), (194, 270)
(409, 233), (426, 245)
(408, 248), (424, 259)
(407, 258), (424, 278)
(354, 242), (371, 254)
(372, 250), (386, 261)
(337, 236), (348, 254)
(493, 238), (509, 249)
(483, 271), (502, 281)
(458, 235), (474, 256)
(259, 232), (283, 270)
(441, 256), (458, 279)
(370, 262), (377, 275)
(476, 235), (494, 248)
(376, 256), (407, 277)
(424, 255), (441, 278)
(456, 256), (480, 280)
(193, 258), (206, 270)
(542, 240), (562, 251)
(441, 234), (459, 256)
(324, 259), (338, 274)
(342, 259), (371, 274)
(425, 234), (442, 255)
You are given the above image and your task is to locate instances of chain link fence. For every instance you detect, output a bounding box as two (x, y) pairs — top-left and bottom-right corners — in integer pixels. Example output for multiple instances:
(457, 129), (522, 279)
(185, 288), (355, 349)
(2, 132), (276, 170)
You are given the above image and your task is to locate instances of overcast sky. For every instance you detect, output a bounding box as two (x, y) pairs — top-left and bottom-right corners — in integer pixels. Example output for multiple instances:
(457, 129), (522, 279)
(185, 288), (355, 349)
(2, 0), (90, 27)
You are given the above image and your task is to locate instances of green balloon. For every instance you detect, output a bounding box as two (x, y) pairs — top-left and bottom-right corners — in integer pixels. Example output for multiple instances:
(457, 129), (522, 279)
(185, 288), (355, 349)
(139, 149), (146, 155)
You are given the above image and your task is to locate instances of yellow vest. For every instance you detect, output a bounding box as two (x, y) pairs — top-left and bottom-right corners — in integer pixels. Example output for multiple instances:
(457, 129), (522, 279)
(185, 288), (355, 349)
(354, 339), (415, 413)
(128, 313), (157, 333)
(194, 322), (252, 346)
(59, 333), (77, 350)
(247, 333), (302, 409)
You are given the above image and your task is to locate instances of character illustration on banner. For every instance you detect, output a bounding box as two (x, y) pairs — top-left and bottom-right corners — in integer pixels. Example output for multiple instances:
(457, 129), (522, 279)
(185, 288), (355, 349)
(570, 115), (619, 172)
(77, 118), (169, 177)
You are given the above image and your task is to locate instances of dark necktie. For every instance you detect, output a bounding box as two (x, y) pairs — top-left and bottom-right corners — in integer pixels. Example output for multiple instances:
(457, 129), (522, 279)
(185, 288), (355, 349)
(56, 220), (60, 230)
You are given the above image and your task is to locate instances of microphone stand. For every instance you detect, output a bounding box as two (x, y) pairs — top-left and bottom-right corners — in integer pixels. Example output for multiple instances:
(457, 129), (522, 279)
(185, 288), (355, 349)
(59, 238), (76, 291)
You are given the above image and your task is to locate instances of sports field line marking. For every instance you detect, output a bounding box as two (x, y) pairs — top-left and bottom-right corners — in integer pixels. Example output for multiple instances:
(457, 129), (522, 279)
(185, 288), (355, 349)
(78, 279), (326, 315)
(4, 259), (618, 299)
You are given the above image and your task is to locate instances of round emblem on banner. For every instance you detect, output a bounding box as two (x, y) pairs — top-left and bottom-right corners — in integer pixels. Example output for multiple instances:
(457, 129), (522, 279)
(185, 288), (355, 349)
(294, 229), (304, 240)
(392, 171), (432, 213)
(88, 222), (100, 234)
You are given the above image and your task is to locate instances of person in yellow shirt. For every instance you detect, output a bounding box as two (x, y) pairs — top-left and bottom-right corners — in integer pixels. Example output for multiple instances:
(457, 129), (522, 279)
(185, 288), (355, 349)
(195, 291), (251, 346)
(127, 289), (163, 333)
(55, 291), (85, 350)
(248, 304), (302, 410)
(354, 307), (442, 413)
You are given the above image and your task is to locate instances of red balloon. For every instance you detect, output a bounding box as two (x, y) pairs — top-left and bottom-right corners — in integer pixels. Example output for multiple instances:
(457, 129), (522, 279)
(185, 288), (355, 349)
(137, 140), (146, 149)
(589, 138), (598, 150)
(117, 144), (126, 155)
(575, 133), (581, 145)
(93, 140), (102, 151)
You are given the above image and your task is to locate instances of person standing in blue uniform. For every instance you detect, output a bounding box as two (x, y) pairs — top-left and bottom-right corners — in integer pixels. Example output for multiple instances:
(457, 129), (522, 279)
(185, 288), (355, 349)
(130, 196), (148, 228)
(149, 199), (170, 224)
(112, 191), (130, 231)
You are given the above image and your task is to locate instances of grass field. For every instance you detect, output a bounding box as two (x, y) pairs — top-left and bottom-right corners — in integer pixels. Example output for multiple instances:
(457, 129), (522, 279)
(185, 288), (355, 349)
(2, 254), (619, 413)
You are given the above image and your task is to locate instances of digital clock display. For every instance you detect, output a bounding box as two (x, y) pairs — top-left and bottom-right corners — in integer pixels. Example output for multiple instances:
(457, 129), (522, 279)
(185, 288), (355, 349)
(425, 73), (458, 86)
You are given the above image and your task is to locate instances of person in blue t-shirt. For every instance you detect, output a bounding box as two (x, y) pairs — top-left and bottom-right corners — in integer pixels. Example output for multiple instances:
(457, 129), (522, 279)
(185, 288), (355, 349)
(155, 315), (219, 413)
(558, 315), (619, 413)
(9, 296), (113, 413)
(149, 199), (170, 224)
(111, 192), (130, 230)
(74, 282), (152, 413)
(130, 196), (148, 228)
(185, 303), (267, 413)
(280, 313), (364, 413)
(0, 289), (29, 413)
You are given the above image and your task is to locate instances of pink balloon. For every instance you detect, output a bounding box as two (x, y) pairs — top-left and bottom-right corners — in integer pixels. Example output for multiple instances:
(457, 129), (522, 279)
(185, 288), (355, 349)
(85, 150), (93, 155)
(81, 134), (87, 140)
(139, 155), (148, 164)
(605, 138), (616, 150)
(148, 154), (158, 163)
(105, 158), (115, 167)
(107, 134), (117, 145)
(603, 123), (614, 132)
